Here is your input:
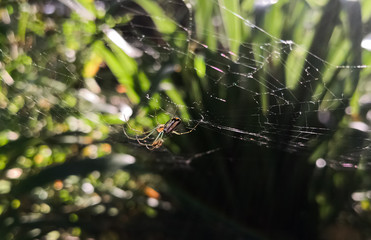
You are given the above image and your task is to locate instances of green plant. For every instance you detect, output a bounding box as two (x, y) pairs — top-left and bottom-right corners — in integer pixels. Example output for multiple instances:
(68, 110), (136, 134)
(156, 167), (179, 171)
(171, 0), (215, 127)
(0, 0), (371, 239)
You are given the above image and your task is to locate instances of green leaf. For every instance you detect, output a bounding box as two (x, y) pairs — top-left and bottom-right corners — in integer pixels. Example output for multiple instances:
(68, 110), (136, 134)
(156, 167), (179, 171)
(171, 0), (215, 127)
(194, 55), (206, 78)
(93, 41), (140, 103)
(218, 0), (242, 60)
(18, 3), (30, 43)
(195, 0), (217, 51)
(135, 0), (177, 34)
(285, 45), (308, 89)
(164, 83), (190, 120)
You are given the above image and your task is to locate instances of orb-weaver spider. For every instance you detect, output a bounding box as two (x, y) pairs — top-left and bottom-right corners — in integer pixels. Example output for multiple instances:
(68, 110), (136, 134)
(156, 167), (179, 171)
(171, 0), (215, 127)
(123, 117), (201, 150)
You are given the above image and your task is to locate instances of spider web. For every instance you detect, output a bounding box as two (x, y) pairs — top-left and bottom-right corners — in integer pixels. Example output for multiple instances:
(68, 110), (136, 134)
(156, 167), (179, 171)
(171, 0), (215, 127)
(1, 0), (370, 172)
(108, 0), (370, 170)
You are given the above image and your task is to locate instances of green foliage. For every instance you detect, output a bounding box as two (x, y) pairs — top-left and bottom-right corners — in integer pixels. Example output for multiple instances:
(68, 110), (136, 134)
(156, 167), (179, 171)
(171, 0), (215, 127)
(0, 0), (370, 239)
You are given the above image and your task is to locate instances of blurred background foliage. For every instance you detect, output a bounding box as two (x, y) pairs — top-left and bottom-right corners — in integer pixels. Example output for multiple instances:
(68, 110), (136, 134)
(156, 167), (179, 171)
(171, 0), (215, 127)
(1, 0), (371, 239)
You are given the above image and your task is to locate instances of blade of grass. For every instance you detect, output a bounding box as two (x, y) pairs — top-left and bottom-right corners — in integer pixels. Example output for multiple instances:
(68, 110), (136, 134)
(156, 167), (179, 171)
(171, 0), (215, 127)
(218, 0), (242, 60)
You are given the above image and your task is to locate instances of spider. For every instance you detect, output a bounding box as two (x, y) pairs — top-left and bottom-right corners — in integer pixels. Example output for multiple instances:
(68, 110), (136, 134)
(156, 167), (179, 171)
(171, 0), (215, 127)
(123, 116), (201, 150)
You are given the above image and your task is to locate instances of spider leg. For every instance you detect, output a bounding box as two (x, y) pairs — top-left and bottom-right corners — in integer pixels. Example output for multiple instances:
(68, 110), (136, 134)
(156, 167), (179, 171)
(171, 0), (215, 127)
(123, 114), (172, 151)
(124, 124), (157, 135)
(153, 131), (163, 142)
(172, 118), (202, 135)
(139, 132), (164, 150)
(146, 145), (156, 150)
(123, 116), (159, 136)
(146, 138), (164, 150)
(123, 124), (158, 142)
(122, 125), (140, 140)
(135, 135), (153, 148)
(136, 128), (158, 141)
(133, 128), (157, 135)
(123, 116), (146, 134)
